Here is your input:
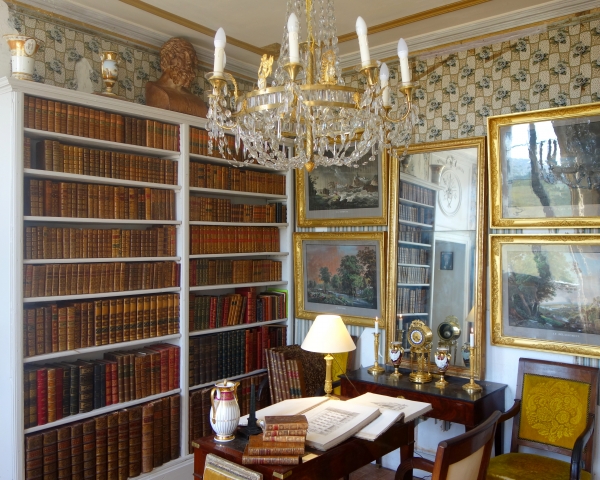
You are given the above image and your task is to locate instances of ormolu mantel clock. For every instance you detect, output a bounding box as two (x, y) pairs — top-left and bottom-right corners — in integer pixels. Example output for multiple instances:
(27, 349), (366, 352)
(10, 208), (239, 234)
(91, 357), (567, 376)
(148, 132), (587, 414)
(407, 320), (433, 383)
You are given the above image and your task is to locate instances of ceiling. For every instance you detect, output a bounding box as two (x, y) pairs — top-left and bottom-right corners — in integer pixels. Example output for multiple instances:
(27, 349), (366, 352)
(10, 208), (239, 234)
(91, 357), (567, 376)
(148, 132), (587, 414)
(22, 0), (597, 77)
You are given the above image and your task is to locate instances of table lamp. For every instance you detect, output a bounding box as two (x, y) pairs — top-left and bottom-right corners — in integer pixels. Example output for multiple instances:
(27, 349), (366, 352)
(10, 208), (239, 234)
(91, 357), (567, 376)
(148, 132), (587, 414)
(301, 315), (356, 397)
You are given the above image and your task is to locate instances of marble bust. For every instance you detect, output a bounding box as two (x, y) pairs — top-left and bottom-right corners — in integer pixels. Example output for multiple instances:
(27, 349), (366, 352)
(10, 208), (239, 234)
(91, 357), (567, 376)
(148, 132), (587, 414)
(145, 37), (208, 117)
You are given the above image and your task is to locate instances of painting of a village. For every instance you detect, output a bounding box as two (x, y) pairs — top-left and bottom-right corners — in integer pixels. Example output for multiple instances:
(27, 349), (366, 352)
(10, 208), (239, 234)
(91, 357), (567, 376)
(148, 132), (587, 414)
(305, 243), (378, 309)
(506, 245), (600, 336)
(307, 161), (379, 211)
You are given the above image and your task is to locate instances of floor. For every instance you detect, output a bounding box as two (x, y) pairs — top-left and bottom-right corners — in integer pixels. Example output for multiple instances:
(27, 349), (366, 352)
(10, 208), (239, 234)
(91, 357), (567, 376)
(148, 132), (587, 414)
(343, 463), (430, 480)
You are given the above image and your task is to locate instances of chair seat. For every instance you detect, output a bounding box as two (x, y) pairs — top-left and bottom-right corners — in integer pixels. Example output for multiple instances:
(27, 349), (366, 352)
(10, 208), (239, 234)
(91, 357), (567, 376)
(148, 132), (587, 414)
(487, 452), (591, 480)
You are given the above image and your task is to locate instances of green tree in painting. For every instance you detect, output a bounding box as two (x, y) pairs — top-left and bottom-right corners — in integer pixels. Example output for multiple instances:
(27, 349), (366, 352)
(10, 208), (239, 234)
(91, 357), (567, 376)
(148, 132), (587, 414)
(319, 266), (331, 293)
(356, 247), (377, 298)
(338, 255), (363, 297)
(331, 274), (341, 292)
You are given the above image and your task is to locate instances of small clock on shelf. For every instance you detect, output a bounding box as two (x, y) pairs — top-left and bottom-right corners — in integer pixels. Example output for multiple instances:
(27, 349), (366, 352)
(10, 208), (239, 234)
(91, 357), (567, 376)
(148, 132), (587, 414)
(407, 320), (433, 383)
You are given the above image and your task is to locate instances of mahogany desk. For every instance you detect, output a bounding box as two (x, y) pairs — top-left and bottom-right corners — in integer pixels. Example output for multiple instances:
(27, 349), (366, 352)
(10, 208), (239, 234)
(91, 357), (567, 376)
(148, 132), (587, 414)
(193, 419), (415, 480)
(340, 368), (507, 456)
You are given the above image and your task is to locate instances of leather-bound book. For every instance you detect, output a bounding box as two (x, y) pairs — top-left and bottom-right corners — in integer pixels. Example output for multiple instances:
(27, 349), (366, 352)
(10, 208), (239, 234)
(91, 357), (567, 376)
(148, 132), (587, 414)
(117, 410), (129, 480)
(81, 418), (96, 479)
(56, 426), (71, 479)
(95, 414), (108, 480)
(141, 402), (154, 473)
(42, 429), (58, 479)
(36, 367), (48, 426)
(106, 412), (119, 480)
(76, 360), (94, 413)
(25, 433), (43, 480)
(128, 406), (143, 478)
(152, 399), (164, 468)
(247, 435), (305, 455)
(170, 394), (180, 460)
(241, 445), (299, 466)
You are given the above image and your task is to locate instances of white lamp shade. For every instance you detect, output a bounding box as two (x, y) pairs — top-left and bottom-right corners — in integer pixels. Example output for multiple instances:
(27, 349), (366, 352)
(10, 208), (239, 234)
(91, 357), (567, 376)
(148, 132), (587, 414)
(301, 315), (356, 354)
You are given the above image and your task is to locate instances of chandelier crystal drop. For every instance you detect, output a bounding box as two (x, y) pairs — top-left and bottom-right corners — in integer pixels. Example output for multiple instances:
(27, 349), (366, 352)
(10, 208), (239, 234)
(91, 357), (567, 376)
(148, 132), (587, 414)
(205, 0), (418, 171)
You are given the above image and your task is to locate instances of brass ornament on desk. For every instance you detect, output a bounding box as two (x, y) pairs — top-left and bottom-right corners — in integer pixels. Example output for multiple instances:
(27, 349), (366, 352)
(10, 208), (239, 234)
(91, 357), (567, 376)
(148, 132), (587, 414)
(434, 346), (451, 388)
(407, 320), (433, 383)
(437, 315), (461, 366)
(463, 346), (482, 393)
(368, 318), (385, 375)
(389, 339), (404, 379)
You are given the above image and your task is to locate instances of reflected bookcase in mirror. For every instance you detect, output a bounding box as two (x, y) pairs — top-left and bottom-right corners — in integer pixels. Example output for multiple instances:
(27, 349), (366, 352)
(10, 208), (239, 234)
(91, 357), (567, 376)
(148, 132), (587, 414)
(386, 138), (487, 379)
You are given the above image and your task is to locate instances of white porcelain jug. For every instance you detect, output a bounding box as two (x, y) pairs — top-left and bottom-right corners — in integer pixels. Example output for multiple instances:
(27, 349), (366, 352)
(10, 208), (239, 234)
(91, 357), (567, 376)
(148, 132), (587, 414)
(4, 35), (40, 81)
(209, 379), (241, 441)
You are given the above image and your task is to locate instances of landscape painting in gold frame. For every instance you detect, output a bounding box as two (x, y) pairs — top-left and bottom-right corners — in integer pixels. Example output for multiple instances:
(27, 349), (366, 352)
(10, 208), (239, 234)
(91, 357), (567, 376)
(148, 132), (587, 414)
(296, 148), (387, 227)
(491, 234), (600, 358)
(488, 103), (600, 228)
(293, 232), (385, 327)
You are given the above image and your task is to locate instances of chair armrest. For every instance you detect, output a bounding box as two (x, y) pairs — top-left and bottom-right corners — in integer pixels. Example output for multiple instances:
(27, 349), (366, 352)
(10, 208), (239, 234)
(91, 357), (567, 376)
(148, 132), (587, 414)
(395, 457), (434, 480)
(570, 414), (595, 480)
(499, 399), (521, 423)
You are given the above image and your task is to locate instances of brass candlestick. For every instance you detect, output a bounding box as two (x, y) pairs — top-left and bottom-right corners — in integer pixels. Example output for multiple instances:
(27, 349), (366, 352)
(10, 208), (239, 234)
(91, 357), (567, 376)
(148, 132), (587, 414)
(368, 333), (385, 374)
(462, 346), (482, 392)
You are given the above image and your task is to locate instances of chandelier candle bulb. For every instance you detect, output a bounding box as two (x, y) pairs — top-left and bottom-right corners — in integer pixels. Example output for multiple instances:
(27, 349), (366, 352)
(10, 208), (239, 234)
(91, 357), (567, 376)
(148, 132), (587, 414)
(288, 13), (300, 64)
(356, 16), (370, 67)
(379, 63), (390, 107)
(397, 38), (411, 83)
(214, 27), (226, 75)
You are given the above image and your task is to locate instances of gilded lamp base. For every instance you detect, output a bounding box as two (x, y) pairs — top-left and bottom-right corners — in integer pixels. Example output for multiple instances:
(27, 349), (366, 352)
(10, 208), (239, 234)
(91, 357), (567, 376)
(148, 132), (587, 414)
(214, 433), (235, 442)
(435, 376), (449, 388)
(409, 372), (432, 383)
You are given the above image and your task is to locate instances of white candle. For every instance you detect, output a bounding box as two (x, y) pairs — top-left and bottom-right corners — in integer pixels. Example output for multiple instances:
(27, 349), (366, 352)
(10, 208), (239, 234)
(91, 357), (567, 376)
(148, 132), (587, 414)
(213, 27), (226, 74)
(470, 327), (474, 347)
(287, 13), (300, 63)
(379, 62), (390, 107)
(356, 16), (370, 68)
(397, 38), (411, 83)
(374, 317), (379, 334)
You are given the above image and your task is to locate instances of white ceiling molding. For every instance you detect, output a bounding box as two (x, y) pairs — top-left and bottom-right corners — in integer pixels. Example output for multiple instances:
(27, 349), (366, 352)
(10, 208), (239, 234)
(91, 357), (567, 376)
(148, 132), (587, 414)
(339, 0), (600, 68)
(13, 0), (260, 78)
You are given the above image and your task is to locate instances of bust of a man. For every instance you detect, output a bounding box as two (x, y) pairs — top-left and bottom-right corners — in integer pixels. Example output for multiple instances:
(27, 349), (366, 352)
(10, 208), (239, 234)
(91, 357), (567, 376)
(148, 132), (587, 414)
(145, 37), (208, 117)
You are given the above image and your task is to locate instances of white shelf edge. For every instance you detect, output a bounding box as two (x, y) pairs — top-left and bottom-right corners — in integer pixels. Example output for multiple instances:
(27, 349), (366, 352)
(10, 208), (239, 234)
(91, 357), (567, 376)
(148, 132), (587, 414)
(24, 128), (181, 158)
(190, 186), (286, 200)
(24, 256), (181, 264)
(189, 369), (268, 392)
(189, 221), (288, 227)
(24, 287), (181, 303)
(24, 216), (181, 225)
(189, 319), (287, 337)
(24, 333), (182, 363)
(399, 219), (433, 228)
(398, 263), (430, 268)
(189, 153), (286, 172)
(399, 197), (435, 209)
(398, 312), (429, 316)
(398, 241), (432, 247)
(24, 388), (181, 434)
(397, 283), (430, 287)
(24, 168), (182, 190)
(190, 281), (287, 292)
(189, 252), (288, 259)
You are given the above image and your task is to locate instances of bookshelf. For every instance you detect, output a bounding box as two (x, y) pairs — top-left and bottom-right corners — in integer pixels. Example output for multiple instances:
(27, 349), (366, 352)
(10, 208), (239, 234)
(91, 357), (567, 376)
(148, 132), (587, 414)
(0, 77), (293, 480)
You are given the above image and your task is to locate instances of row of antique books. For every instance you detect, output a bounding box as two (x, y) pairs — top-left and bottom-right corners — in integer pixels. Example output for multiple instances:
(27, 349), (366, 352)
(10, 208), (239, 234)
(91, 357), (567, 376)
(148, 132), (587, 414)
(190, 226), (280, 255)
(24, 95), (180, 151)
(189, 127), (246, 161)
(26, 179), (176, 221)
(189, 259), (282, 286)
(188, 372), (269, 449)
(23, 261), (181, 298)
(23, 293), (181, 357)
(24, 394), (180, 480)
(399, 204), (434, 225)
(24, 138), (179, 185)
(399, 225), (431, 244)
(189, 197), (287, 223)
(397, 266), (430, 284)
(242, 416), (308, 466)
(399, 182), (435, 206)
(396, 287), (429, 314)
(23, 343), (180, 427)
(190, 161), (285, 195)
(188, 288), (286, 331)
(24, 225), (177, 260)
(188, 325), (287, 388)
(398, 246), (430, 265)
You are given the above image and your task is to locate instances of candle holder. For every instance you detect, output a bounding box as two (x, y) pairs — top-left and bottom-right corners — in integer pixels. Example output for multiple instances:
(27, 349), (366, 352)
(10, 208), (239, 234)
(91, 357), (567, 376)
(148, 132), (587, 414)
(462, 346), (482, 392)
(367, 332), (385, 375)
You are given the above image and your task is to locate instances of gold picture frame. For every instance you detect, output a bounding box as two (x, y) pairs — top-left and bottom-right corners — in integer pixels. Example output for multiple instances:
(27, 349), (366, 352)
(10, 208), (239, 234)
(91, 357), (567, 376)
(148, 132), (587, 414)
(386, 137), (487, 379)
(294, 232), (386, 327)
(295, 148), (388, 227)
(491, 234), (600, 358)
(488, 103), (600, 228)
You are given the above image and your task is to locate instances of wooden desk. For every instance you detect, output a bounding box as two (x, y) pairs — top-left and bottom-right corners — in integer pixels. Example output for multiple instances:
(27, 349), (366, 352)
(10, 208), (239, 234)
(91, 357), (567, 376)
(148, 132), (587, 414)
(193, 419), (414, 480)
(340, 368), (507, 456)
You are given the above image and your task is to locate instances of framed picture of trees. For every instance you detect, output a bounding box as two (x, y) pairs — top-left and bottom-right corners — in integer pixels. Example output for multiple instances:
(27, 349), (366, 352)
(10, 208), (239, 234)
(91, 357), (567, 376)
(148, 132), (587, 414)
(491, 234), (600, 357)
(295, 147), (387, 227)
(488, 103), (600, 228)
(293, 232), (386, 327)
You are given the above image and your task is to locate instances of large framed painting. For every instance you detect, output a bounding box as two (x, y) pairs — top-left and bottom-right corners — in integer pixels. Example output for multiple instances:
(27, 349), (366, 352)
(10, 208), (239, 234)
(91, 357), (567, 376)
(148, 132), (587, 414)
(295, 148), (387, 227)
(488, 103), (600, 228)
(491, 234), (600, 358)
(293, 232), (385, 327)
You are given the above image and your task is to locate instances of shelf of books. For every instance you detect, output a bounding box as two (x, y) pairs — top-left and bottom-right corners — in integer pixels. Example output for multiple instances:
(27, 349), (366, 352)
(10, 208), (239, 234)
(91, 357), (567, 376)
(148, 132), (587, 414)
(0, 77), (294, 480)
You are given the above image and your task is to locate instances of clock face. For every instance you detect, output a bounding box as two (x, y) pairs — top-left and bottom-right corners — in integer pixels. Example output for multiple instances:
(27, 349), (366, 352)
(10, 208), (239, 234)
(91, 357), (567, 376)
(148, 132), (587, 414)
(410, 329), (424, 346)
(407, 320), (433, 347)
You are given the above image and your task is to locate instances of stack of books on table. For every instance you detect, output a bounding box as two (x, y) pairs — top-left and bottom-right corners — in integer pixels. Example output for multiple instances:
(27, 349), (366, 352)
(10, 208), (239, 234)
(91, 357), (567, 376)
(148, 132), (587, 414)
(242, 415), (308, 465)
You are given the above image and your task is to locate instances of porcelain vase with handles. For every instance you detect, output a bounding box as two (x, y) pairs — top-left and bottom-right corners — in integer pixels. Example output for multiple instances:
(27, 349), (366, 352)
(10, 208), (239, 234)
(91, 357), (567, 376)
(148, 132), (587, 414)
(4, 35), (40, 80)
(209, 379), (240, 441)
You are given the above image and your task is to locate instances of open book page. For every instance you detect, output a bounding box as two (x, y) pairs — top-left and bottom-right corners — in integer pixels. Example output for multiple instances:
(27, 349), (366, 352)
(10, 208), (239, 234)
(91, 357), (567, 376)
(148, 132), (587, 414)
(303, 401), (380, 451)
(346, 392), (432, 441)
(239, 396), (331, 426)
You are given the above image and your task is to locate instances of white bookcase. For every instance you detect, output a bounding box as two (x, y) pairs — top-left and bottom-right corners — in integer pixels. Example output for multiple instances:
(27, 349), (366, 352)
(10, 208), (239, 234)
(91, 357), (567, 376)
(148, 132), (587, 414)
(0, 77), (293, 480)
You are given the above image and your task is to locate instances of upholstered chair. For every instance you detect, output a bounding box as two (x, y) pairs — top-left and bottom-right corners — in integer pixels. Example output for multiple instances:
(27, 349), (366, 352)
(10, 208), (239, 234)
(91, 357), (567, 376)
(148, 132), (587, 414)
(396, 410), (501, 480)
(486, 358), (598, 480)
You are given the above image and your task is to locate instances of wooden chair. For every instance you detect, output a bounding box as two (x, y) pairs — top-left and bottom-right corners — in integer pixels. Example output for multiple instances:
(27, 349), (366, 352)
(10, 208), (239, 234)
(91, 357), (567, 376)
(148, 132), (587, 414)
(486, 358), (598, 480)
(396, 410), (501, 480)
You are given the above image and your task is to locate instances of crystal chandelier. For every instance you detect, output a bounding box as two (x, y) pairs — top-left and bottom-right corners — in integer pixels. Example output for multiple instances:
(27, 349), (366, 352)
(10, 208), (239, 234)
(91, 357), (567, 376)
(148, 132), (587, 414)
(205, 0), (418, 171)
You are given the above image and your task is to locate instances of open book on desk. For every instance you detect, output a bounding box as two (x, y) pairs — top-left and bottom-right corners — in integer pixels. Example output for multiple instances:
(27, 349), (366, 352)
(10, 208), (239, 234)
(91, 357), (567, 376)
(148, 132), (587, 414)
(239, 396), (380, 451)
(345, 392), (432, 441)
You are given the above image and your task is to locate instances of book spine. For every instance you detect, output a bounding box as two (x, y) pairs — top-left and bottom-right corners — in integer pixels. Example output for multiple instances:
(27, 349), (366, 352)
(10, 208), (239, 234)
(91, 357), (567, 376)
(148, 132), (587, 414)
(247, 445), (305, 455)
(241, 456), (299, 465)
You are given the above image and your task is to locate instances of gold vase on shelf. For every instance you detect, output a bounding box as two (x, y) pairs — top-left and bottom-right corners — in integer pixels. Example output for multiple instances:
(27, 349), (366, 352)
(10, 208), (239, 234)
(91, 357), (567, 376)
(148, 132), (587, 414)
(100, 51), (119, 95)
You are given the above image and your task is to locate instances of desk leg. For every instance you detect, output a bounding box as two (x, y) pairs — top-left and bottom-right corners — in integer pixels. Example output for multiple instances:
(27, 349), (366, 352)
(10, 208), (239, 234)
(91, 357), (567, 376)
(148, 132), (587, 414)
(398, 425), (415, 480)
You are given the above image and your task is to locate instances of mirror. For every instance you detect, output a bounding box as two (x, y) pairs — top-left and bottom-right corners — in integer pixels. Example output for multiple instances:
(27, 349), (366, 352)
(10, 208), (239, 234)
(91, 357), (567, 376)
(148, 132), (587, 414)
(386, 138), (487, 379)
